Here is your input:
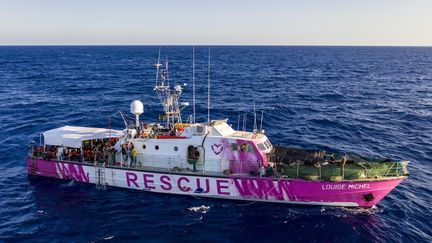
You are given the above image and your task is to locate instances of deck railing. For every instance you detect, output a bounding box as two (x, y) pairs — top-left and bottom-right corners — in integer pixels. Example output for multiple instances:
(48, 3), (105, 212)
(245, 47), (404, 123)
(279, 160), (409, 181)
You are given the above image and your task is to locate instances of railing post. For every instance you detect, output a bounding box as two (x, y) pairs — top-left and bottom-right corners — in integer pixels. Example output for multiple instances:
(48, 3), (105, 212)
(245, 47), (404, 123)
(342, 164), (345, 180)
(396, 163), (399, 176)
(296, 162), (299, 179)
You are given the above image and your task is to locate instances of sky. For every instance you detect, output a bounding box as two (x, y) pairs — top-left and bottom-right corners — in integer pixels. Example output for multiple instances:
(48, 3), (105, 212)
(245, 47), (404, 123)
(0, 0), (431, 46)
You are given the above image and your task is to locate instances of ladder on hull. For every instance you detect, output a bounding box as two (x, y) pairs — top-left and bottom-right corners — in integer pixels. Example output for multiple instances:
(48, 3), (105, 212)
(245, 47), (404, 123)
(95, 163), (107, 190)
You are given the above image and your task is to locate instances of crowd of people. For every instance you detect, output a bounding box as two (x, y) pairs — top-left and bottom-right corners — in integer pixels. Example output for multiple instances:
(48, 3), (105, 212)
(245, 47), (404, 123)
(120, 143), (138, 168)
(32, 145), (82, 162)
(82, 139), (117, 165)
(312, 151), (347, 167)
(31, 138), (139, 168)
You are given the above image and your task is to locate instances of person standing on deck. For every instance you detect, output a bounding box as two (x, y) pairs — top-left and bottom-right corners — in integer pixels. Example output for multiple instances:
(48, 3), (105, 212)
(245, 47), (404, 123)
(111, 146), (116, 165)
(330, 153), (336, 163)
(121, 144), (128, 166)
(127, 143), (132, 167)
(131, 144), (137, 168)
(93, 145), (99, 164)
(57, 146), (63, 160)
(97, 145), (103, 164)
(126, 144), (131, 166)
(103, 143), (109, 164)
(107, 145), (114, 165)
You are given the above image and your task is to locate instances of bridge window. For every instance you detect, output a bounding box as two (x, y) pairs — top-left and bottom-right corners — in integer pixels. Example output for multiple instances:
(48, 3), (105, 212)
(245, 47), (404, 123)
(231, 143), (238, 151)
(240, 143), (255, 153)
(264, 140), (272, 149)
(257, 143), (266, 151)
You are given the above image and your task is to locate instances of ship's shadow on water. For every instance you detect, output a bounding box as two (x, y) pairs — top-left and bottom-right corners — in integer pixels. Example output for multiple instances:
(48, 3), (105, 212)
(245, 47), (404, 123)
(1, 46), (432, 242)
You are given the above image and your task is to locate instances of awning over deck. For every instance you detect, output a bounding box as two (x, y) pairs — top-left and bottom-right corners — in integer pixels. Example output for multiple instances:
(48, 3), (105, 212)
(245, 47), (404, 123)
(42, 126), (124, 148)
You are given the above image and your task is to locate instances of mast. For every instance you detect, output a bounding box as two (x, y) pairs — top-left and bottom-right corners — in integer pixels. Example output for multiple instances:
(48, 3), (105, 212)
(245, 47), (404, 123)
(253, 99), (257, 131)
(260, 110), (264, 132)
(154, 47), (184, 129)
(207, 48), (211, 124)
(243, 113), (247, 131)
(192, 45), (196, 124)
(155, 47), (161, 87)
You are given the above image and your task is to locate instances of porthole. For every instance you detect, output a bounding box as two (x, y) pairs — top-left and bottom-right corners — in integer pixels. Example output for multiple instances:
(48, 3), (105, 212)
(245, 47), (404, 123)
(174, 146), (178, 151)
(155, 145), (159, 150)
(142, 144), (146, 149)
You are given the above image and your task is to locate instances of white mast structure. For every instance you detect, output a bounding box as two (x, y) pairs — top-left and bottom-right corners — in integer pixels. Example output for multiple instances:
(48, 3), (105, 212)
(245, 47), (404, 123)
(207, 48), (211, 124)
(192, 45), (196, 124)
(154, 48), (184, 129)
(253, 99), (257, 132)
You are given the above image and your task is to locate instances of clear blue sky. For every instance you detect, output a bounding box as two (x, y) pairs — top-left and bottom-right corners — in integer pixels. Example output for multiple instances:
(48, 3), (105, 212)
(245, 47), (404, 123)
(0, 0), (431, 46)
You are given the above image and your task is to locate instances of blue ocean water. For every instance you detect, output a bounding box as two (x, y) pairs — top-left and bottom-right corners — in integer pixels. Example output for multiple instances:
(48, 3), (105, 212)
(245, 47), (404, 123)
(0, 46), (431, 242)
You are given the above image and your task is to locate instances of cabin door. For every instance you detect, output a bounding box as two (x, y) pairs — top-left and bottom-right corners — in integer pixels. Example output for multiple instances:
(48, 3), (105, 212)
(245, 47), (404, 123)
(187, 145), (204, 172)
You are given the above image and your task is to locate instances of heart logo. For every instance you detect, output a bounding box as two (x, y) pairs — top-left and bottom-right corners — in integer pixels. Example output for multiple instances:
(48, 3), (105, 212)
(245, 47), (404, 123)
(211, 144), (223, 155)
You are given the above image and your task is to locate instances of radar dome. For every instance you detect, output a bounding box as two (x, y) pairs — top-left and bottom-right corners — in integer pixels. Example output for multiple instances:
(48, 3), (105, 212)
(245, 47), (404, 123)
(130, 100), (144, 115)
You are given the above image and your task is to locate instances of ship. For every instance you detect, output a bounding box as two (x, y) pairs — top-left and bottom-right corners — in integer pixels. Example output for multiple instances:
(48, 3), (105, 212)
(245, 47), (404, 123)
(27, 50), (409, 207)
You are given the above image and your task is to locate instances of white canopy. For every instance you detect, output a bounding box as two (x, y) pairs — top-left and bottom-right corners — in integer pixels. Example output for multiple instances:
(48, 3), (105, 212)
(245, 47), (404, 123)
(43, 126), (124, 148)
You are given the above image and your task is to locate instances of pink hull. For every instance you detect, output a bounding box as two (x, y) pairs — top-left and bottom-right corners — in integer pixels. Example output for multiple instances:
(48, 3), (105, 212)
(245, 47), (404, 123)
(27, 158), (405, 207)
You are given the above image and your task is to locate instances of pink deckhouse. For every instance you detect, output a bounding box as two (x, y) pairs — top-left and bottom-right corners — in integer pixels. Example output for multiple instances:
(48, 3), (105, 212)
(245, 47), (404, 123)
(27, 51), (409, 207)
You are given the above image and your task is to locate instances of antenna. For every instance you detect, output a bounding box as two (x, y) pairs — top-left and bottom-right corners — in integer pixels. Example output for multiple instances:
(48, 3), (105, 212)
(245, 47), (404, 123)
(253, 99), (257, 131)
(243, 113), (247, 131)
(108, 115), (111, 138)
(165, 59), (170, 87)
(119, 112), (128, 128)
(155, 47), (161, 86)
(241, 114), (244, 131)
(207, 48), (211, 124)
(109, 111), (128, 129)
(237, 114), (240, 131)
(260, 110), (264, 132)
(192, 45), (196, 124)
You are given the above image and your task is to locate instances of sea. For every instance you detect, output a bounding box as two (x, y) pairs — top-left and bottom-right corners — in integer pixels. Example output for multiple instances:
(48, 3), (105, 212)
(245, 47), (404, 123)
(0, 46), (431, 242)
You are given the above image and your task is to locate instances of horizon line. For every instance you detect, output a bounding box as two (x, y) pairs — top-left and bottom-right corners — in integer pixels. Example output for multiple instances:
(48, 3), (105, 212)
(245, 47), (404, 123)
(0, 44), (431, 48)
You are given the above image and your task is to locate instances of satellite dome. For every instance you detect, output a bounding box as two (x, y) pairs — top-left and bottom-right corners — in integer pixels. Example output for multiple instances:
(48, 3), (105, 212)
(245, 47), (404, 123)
(130, 100), (144, 115)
